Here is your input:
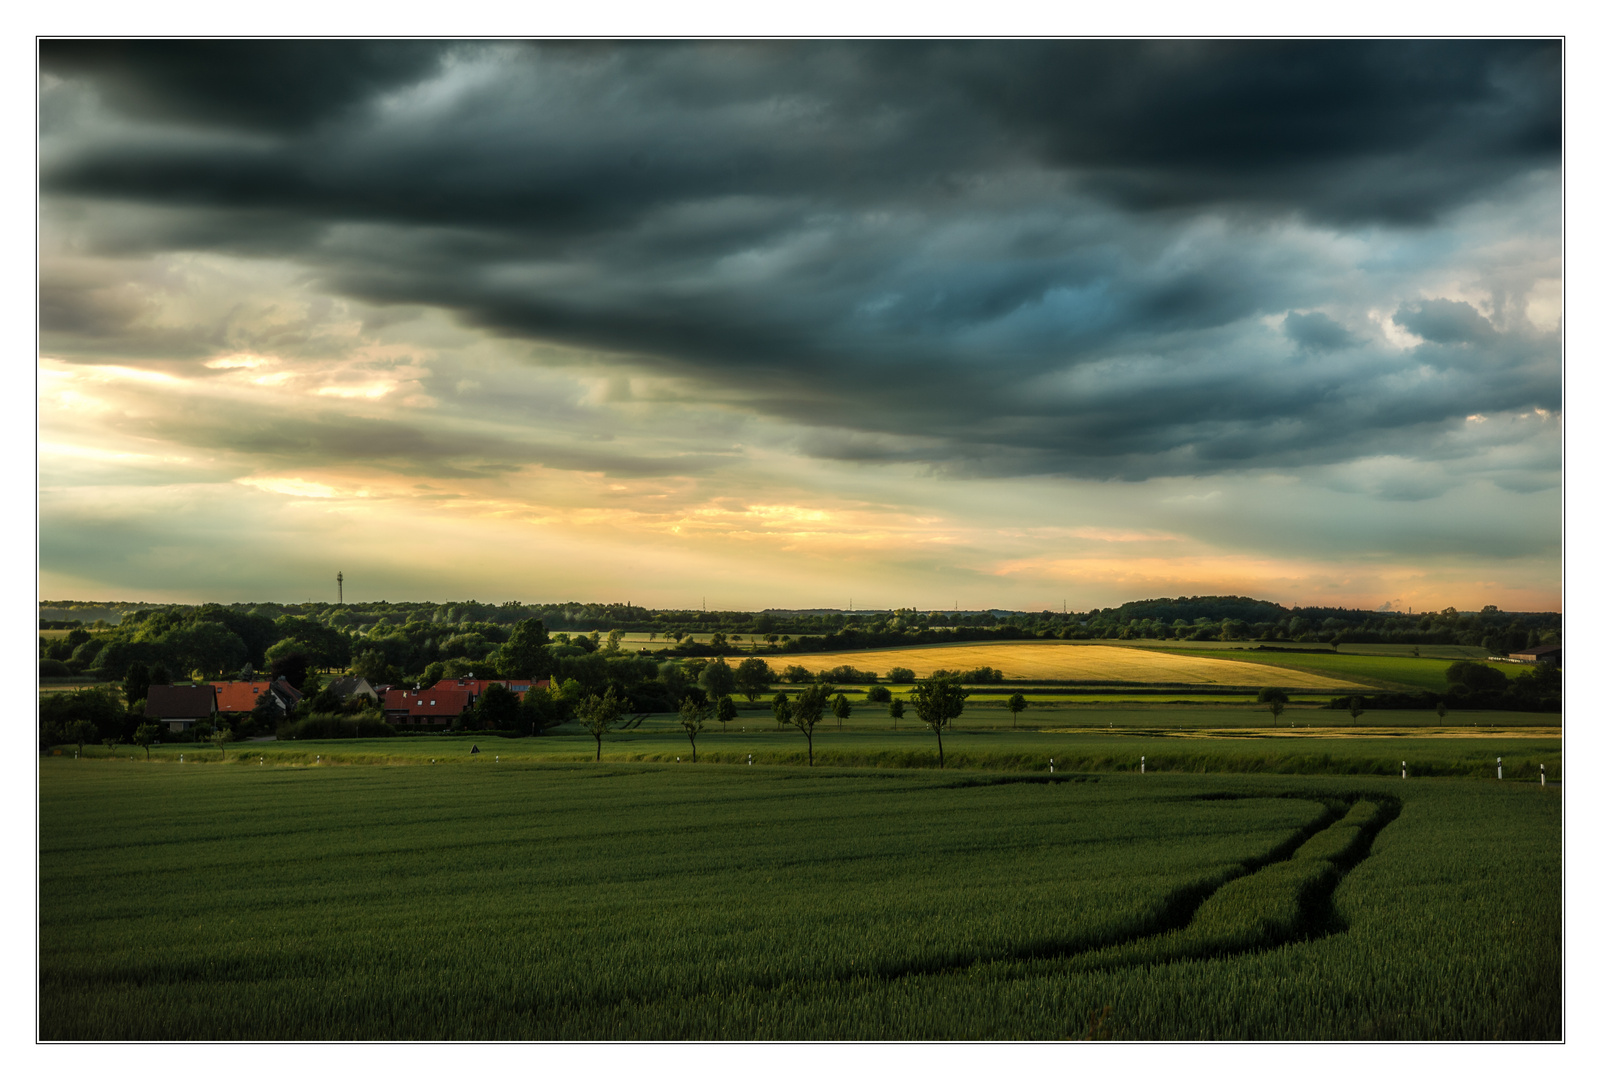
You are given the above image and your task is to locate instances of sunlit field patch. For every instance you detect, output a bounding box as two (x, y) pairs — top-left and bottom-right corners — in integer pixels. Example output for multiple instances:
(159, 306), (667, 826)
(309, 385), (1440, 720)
(761, 643), (1364, 687)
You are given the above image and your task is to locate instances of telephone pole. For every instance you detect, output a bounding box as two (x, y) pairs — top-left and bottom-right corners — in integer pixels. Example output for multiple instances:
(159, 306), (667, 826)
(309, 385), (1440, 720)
(337, 571), (343, 605)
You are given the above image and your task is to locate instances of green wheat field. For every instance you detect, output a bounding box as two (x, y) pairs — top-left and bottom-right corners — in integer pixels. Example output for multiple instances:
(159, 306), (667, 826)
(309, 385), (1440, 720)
(40, 756), (1559, 1039)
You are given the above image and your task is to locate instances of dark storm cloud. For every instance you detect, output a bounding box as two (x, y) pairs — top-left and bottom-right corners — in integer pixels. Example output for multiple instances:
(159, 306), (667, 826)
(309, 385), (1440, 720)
(1283, 311), (1356, 353)
(141, 410), (733, 480)
(1394, 299), (1500, 344)
(39, 40), (1561, 481)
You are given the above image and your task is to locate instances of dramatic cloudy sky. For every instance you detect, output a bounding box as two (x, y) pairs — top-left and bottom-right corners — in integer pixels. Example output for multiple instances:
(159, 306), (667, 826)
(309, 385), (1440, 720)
(36, 39), (1562, 611)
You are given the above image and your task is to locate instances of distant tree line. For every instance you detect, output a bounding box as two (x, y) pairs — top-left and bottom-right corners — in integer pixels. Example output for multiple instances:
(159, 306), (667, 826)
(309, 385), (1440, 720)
(42, 594), (1560, 692)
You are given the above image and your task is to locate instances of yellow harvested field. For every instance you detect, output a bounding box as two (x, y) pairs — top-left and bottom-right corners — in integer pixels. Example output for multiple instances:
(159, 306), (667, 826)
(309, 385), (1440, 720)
(785, 643), (1363, 688)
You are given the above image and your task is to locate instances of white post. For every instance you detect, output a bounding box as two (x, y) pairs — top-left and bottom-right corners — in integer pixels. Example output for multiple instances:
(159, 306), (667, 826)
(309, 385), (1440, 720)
(1141, 756), (1145, 774)
(1049, 757), (1054, 774)
(1401, 760), (1406, 780)
(180, 754), (183, 763)
(747, 754), (752, 765)
(1497, 756), (1503, 780)
(1541, 764), (1545, 787)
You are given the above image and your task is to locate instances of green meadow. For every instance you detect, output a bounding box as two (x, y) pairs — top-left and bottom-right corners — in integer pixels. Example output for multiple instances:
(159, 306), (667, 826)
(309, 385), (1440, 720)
(40, 758), (1560, 1040)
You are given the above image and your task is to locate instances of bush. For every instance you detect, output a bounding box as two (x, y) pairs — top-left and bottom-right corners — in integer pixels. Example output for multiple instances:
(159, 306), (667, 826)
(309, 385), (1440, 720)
(40, 659), (72, 678)
(278, 714), (398, 740)
(817, 666), (877, 683)
(1444, 662), (1509, 694)
(886, 667), (915, 683)
(866, 685), (892, 703)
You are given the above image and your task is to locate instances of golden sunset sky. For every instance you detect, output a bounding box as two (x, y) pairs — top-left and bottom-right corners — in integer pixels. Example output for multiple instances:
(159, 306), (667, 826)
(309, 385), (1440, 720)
(37, 40), (1562, 612)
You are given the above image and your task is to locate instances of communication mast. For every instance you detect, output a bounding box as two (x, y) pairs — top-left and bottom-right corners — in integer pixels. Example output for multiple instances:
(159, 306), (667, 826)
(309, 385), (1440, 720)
(337, 571), (344, 605)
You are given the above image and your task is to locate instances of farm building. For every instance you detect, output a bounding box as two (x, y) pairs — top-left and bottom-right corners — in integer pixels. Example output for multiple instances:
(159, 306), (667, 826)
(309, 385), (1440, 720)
(144, 684), (217, 733)
(1507, 644), (1561, 665)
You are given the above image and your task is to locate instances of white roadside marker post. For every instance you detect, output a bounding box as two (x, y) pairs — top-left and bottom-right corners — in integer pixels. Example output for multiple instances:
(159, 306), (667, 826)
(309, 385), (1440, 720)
(1402, 760), (1406, 780)
(180, 754), (183, 763)
(1498, 756), (1503, 780)
(1049, 757), (1054, 774)
(1541, 764), (1545, 787)
(1141, 756), (1145, 775)
(747, 754), (752, 765)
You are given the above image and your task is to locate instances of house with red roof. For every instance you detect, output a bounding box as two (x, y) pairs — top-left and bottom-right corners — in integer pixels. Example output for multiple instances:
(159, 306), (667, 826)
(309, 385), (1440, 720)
(383, 686), (471, 727)
(428, 677), (548, 705)
(210, 678), (302, 719)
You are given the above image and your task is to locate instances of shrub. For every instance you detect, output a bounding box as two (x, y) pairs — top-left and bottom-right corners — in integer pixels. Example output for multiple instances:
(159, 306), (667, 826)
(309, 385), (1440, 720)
(278, 714), (398, 740)
(866, 685), (892, 703)
(886, 667), (915, 683)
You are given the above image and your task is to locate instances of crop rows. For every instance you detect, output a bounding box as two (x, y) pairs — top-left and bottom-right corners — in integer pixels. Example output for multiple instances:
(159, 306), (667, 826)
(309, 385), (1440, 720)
(39, 759), (1558, 1039)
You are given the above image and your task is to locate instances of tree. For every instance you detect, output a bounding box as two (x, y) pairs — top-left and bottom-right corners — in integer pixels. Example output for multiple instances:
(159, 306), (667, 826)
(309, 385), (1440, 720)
(351, 648), (391, 684)
(889, 698), (904, 729)
(887, 667), (915, 683)
(211, 724), (233, 761)
(576, 687), (625, 762)
(831, 692), (852, 727)
(866, 685), (891, 703)
(716, 695), (738, 734)
(268, 650), (310, 692)
(770, 690), (790, 728)
(475, 682), (521, 731)
(124, 659), (152, 710)
(149, 663), (172, 687)
(517, 687), (563, 736)
(1348, 695), (1364, 721)
(133, 722), (160, 760)
(910, 674), (969, 768)
(1444, 661), (1509, 695)
(700, 658), (736, 700)
(1258, 687), (1288, 726)
(68, 719), (97, 756)
(1006, 692), (1028, 728)
(735, 657), (773, 703)
(678, 697), (710, 762)
(780, 683), (833, 765)
(1436, 700), (1449, 721)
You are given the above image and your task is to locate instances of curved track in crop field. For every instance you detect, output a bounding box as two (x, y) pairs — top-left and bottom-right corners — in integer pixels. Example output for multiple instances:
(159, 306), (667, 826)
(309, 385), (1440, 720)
(1046, 792), (1403, 973)
(896, 781), (1402, 980)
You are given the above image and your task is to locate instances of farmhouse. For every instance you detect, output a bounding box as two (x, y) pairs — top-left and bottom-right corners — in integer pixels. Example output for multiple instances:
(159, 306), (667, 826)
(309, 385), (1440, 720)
(383, 686), (471, 727)
(144, 684), (217, 733)
(1507, 644), (1561, 665)
(210, 678), (302, 718)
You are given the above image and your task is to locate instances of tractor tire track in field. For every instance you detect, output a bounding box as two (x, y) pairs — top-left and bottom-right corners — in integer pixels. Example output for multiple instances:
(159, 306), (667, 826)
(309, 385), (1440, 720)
(858, 782), (1401, 985)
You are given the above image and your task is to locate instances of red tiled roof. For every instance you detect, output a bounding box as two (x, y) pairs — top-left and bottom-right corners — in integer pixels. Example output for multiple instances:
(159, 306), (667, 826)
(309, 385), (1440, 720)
(210, 681), (275, 713)
(384, 687), (471, 718)
(430, 678), (537, 695)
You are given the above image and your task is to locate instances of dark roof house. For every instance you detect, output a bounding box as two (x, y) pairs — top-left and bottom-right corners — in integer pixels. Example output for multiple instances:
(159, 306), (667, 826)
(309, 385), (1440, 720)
(144, 685), (217, 731)
(325, 676), (380, 702)
(1507, 644), (1561, 665)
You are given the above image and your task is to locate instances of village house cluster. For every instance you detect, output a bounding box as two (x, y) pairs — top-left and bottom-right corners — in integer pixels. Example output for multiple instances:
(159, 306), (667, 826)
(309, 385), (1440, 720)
(142, 675), (551, 732)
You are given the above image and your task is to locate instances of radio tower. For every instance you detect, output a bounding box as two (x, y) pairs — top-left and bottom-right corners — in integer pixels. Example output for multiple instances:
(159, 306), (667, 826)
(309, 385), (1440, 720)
(337, 571), (344, 605)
